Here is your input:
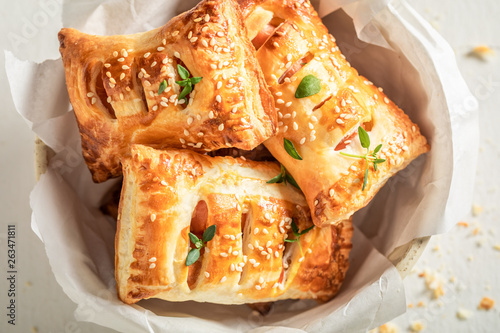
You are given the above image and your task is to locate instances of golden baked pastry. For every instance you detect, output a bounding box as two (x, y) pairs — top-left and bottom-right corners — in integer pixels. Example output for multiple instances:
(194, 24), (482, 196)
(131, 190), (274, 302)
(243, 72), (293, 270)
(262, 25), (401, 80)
(58, 0), (276, 183)
(238, 0), (430, 227)
(116, 144), (352, 304)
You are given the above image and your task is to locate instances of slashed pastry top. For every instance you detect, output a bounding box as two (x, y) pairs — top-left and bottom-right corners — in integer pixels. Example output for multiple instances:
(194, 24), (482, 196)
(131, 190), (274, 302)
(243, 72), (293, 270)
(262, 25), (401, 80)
(116, 144), (352, 305)
(238, 0), (430, 227)
(58, 0), (276, 183)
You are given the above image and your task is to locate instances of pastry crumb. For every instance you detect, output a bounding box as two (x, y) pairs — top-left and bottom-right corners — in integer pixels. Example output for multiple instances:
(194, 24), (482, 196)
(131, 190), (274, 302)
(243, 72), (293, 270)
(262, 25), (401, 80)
(493, 244), (500, 251)
(472, 204), (483, 216)
(408, 303), (414, 308)
(457, 221), (469, 227)
(31, 327), (38, 333)
(410, 320), (425, 332)
(467, 255), (474, 262)
(449, 276), (457, 283)
(472, 227), (481, 236)
(378, 323), (399, 333)
(456, 308), (473, 320)
(417, 301), (426, 307)
(468, 46), (495, 61)
(478, 297), (495, 310)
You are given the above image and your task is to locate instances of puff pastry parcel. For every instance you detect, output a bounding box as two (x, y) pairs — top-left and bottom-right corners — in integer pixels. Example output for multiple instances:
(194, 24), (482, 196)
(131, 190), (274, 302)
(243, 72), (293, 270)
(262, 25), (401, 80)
(58, 0), (276, 183)
(238, 0), (430, 226)
(116, 145), (352, 304)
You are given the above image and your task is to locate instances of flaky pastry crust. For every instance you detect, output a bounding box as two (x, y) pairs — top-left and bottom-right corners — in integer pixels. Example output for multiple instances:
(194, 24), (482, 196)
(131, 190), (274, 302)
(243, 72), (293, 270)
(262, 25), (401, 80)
(59, 0), (276, 183)
(116, 145), (352, 304)
(238, 0), (430, 227)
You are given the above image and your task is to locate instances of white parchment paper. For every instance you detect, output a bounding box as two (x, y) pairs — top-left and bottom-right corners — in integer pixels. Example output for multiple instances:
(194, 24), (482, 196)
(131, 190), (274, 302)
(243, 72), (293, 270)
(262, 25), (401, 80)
(5, 0), (478, 332)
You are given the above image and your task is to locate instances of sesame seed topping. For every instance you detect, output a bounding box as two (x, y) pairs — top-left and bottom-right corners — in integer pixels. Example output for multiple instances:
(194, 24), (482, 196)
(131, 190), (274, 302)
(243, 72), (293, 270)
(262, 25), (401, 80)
(117, 57), (125, 62)
(174, 52), (181, 58)
(217, 31), (224, 37)
(220, 252), (228, 257)
(106, 71), (112, 78)
(184, 129), (189, 136)
(275, 251), (279, 258)
(216, 95), (222, 103)
(231, 107), (237, 113)
(254, 228), (259, 235)
(190, 37), (198, 43)
(209, 111), (215, 119)
(172, 31), (179, 36)
(91, 97), (97, 105)
(220, 276), (227, 283)
(276, 99), (284, 104)
(119, 73), (125, 80)
(194, 17), (202, 23)
(218, 124), (224, 131)
(255, 285), (262, 290)
(232, 251), (238, 256)
(293, 122), (298, 130)
(202, 39), (209, 47)
(253, 262), (260, 268)
(273, 42), (279, 48)
(104, 63), (111, 68)
(384, 97), (390, 104)
(113, 51), (118, 57)
(300, 137), (306, 145)
(187, 117), (193, 125)
(336, 119), (344, 125)
(217, 81), (222, 89)
(263, 229), (269, 235)
(204, 272), (210, 278)
(285, 101), (292, 107)
(86, 92), (94, 97)
(149, 263), (156, 269)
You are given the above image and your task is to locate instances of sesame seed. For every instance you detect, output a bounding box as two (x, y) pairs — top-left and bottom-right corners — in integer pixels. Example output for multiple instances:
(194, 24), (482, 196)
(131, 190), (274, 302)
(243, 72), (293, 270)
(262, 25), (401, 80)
(374, 94), (378, 100)
(334, 106), (340, 113)
(119, 93), (124, 100)
(106, 71), (112, 78)
(149, 257), (157, 262)
(255, 285), (262, 290)
(293, 122), (298, 130)
(336, 119), (344, 125)
(174, 52), (181, 58)
(172, 30), (179, 36)
(276, 99), (284, 104)
(299, 137), (306, 145)
(104, 63), (111, 68)
(204, 272), (210, 278)
(263, 229), (269, 235)
(254, 228), (259, 235)
(384, 97), (390, 104)
(160, 101), (168, 108)
(216, 95), (222, 103)
(149, 263), (156, 269)
(218, 124), (224, 131)
(209, 111), (214, 119)
(220, 252), (228, 257)
(190, 37), (198, 43)
(217, 81), (222, 89)
(351, 166), (358, 171)
(275, 251), (279, 258)
(231, 107), (237, 113)
(194, 17), (202, 23)
(298, 257), (304, 263)
(230, 234), (236, 240)
(202, 39), (209, 47)
(273, 42), (279, 48)
(220, 276), (227, 283)
(266, 240), (272, 248)
(113, 51), (118, 57)
(107, 97), (112, 103)
(232, 251), (239, 256)
(217, 31), (224, 37)
(117, 57), (125, 62)
(86, 92), (94, 97)
(253, 262), (260, 267)
(330, 189), (335, 196)
(285, 101), (292, 107)
(143, 52), (150, 58)
(184, 129), (189, 136)
(119, 73), (125, 80)
(91, 97), (97, 105)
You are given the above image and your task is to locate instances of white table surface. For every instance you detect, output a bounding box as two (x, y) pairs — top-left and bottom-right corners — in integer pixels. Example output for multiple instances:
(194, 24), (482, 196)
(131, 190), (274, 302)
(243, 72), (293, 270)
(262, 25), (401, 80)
(0, 0), (499, 332)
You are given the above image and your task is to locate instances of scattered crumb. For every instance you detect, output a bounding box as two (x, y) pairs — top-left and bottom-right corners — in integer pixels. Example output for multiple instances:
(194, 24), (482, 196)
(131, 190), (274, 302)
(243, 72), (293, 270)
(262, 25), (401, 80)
(25, 281), (32, 287)
(432, 245), (440, 252)
(31, 327), (38, 333)
(456, 308), (473, 320)
(410, 320), (425, 332)
(408, 303), (414, 308)
(476, 239), (484, 247)
(493, 244), (500, 251)
(457, 283), (467, 292)
(449, 276), (457, 283)
(417, 301), (426, 308)
(467, 255), (474, 262)
(472, 204), (483, 216)
(472, 227), (481, 236)
(468, 46), (495, 61)
(478, 297), (495, 310)
(485, 284), (491, 291)
(378, 322), (399, 333)
(457, 221), (469, 227)
(433, 285), (445, 299)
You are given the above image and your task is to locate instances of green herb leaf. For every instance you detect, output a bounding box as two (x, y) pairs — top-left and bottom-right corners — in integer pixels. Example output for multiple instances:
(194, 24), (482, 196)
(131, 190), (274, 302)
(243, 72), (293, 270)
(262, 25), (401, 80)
(295, 74), (321, 99)
(299, 225), (314, 236)
(362, 167), (369, 191)
(283, 138), (303, 160)
(158, 80), (168, 94)
(185, 248), (200, 266)
(284, 238), (298, 243)
(267, 173), (284, 184)
(188, 232), (200, 245)
(202, 225), (217, 243)
(373, 144), (383, 154)
(291, 220), (299, 235)
(285, 173), (301, 190)
(176, 80), (190, 87)
(358, 127), (370, 149)
(373, 159), (386, 164)
(339, 152), (366, 159)
(190, 76), (203, 84)
(178, 83), (193, 100)
(177, 64), (190, 80)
